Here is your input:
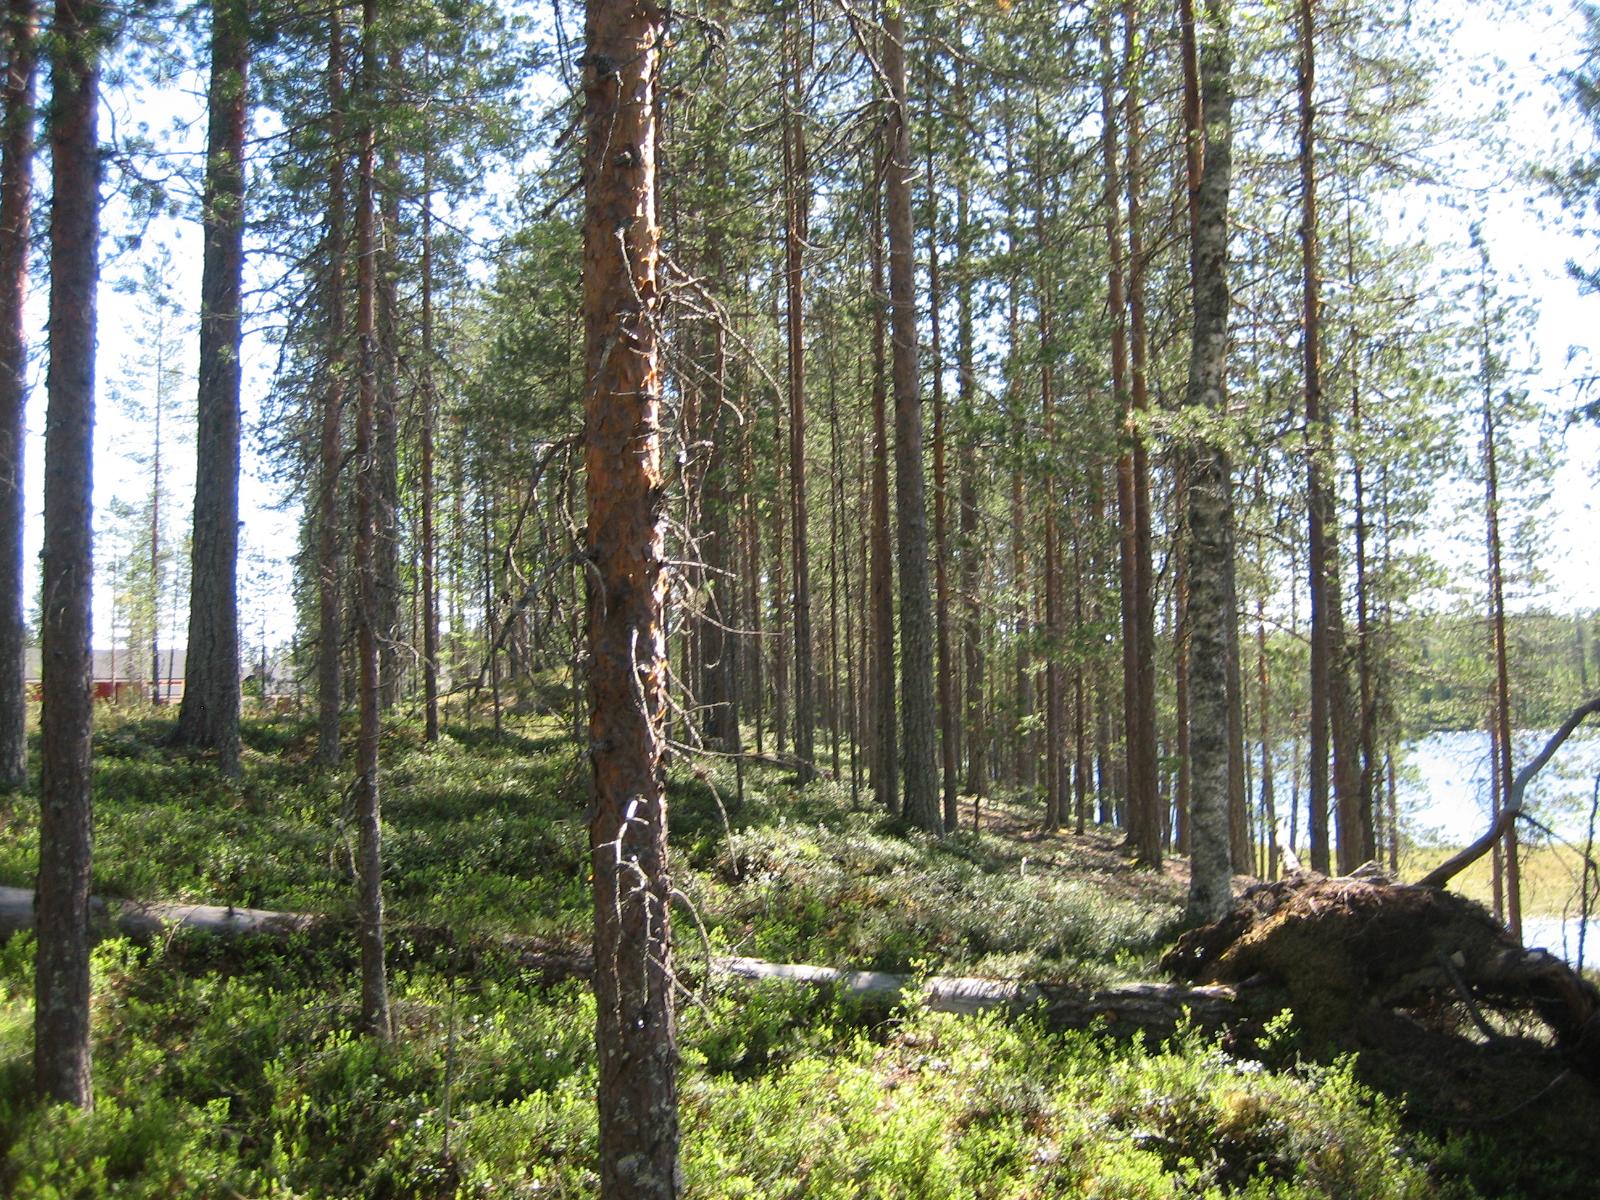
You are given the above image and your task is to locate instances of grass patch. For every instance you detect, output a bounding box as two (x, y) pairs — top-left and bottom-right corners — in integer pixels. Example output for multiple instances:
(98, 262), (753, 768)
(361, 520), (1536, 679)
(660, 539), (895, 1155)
(1400, 841), (1596, 918)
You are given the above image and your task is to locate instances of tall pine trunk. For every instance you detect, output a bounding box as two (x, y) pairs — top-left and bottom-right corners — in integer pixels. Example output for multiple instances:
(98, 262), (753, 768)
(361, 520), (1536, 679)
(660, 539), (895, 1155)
(925, 83), (958, 831)
(954, 62), (985, 808)
(882, 5), (939, 834)
(1298, 0), (1332, 874)
(582, 2), (679, 1193)
(419, 135), (440, 742)
(868, 171), (897, 813)
(0, 0), (33, 790)
(783, 17), (814, 781)
(37, 0), (102, 1109)
(1480, 279), (1521, 938)
(316, 4), (348, 766)
(1035, 140), (1065, 833)
(1100, 14), (1140, 844)
(1123, 0), (1160, 867)
(375, 53), (402, 711)
(351, 0), (390, 1040)
(177, 0), (248, 774)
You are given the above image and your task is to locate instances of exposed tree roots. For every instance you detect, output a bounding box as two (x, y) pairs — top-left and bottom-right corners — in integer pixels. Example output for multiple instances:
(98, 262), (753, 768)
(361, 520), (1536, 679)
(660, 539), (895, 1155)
(1164, 868), (1600, 1083)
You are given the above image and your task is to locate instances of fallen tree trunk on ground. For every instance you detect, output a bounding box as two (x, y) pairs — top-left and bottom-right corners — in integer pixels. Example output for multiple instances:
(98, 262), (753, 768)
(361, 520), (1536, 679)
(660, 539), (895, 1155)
(7, 875), (1595, 1077)
(714, 955), (1238, 1036)
(0, 885), (317, 941)
(0, 884), (1237, 1039)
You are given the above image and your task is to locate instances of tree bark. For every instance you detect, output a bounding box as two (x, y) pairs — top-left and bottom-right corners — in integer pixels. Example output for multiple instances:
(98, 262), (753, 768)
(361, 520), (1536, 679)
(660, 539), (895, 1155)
(1035, 138), (1065, 833)
(316, 4), (348, 766)
(0, 0), (33, 791)
(581, 2), (679, 1194)
(1123, 0), (1160, 868)
(1298, 0), (1331, 875)
(770, 349), (789, 761)
(925, 79), (959, 832)
(868, 170), (897, 815)
(1172, 466), (1191, 851)
(149, 347), (164, 704)
(1101, 12), (1140, 848)
(374, 50), (402, 712)
(37, 0), (102, 1109)
(177, 0), (248, 775)
(882, 5), (939, 835)
(1181, 0), (1237, 924)
(1480, 290), (1521, 937)
(351, 0), (391, 1041)
(954, 62), (985, 808)
(1257, 596), (1278, 878)
(783, 18), (814, 782)
(419, 136), (440, 743)
(1330, 558), (1362, 873)
(1224, 485), (1250, 872)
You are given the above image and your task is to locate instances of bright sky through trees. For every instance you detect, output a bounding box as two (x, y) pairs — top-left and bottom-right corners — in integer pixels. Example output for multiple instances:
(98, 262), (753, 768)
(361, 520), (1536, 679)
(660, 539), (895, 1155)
(18, 0), (1599, 653)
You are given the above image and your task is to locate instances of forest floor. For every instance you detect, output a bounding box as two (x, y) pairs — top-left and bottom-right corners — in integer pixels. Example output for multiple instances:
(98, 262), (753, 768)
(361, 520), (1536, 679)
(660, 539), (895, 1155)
(0, 706), (1594, 1198)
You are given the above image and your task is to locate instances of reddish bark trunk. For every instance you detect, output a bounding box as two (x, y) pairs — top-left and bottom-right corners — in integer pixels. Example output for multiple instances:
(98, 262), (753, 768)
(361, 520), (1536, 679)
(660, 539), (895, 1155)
(868, 172), (897, 814)
(316, 4), (347, 766)
(783, 26), (814, 779)
(882, 7), (940, 834)
(420, 143), (440, 742)
(925, 86), (958, 831)
(1299, 0), (1331, 874)
(1123, 0), (1160, 868)
(582, 3), (679, 1193)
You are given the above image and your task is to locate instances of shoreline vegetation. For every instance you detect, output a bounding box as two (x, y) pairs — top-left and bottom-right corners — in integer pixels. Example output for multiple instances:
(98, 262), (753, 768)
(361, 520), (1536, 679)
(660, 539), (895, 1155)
(1401, 843), (1596, 921)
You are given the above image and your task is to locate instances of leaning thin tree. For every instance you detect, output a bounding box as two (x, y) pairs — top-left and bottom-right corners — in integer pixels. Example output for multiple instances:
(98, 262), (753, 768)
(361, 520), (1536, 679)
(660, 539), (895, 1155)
(580, 1), (679, 1195)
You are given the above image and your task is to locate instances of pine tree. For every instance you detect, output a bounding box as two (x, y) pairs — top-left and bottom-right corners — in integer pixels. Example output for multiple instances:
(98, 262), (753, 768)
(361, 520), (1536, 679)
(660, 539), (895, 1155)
(0, 0), (34, 790)
(176, 0), (250, 773)
(581, 1), (679, 1192)
(36, 0), (106, 1110)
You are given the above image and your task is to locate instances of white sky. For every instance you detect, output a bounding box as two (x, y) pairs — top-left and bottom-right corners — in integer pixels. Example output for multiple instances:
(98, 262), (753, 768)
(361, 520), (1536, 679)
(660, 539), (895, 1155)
(1415, 0), (1600, 611)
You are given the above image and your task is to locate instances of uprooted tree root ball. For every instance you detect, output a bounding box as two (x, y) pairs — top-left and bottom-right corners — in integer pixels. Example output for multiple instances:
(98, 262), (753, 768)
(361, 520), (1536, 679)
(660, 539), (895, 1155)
(1163, 869), (1600, 1080)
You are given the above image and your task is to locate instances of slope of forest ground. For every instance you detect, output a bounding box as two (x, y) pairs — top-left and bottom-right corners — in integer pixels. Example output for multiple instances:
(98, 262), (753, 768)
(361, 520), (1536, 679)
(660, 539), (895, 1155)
(0, 709), (1594, 1198)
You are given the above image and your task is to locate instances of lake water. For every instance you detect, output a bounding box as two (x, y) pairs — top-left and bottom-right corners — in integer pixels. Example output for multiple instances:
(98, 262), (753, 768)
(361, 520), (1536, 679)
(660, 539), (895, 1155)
(1398, 729), (1600, 847)
(1269, 729), (1600, 969)
(1522, 916), (1600, 972)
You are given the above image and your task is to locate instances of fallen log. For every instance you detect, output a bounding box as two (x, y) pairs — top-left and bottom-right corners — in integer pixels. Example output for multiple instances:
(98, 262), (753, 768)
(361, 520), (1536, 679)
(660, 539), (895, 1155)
(0, 885), (317, 942)
(715, 955), (1239, 1037)
(0, 885), (1238, 1040)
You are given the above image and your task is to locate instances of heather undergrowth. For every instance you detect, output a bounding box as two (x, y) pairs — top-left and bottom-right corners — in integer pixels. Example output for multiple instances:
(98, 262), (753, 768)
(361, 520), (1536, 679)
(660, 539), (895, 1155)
(0, 710), (1584, 1198)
